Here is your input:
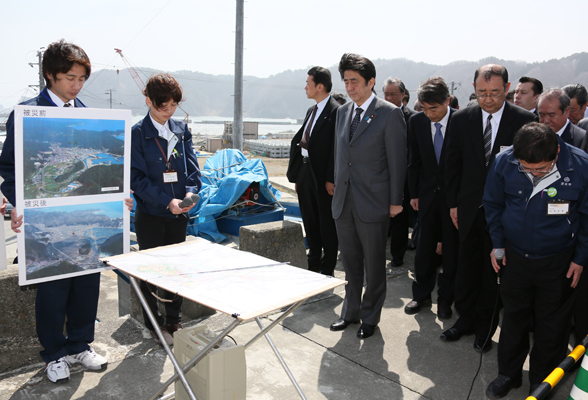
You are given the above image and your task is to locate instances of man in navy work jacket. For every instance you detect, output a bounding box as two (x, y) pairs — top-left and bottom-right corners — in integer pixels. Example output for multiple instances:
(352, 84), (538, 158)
(0, 40), (111, 384)
(483, 122), (588, 398)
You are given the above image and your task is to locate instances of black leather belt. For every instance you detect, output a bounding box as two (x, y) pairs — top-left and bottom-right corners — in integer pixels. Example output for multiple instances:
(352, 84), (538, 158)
(302, 156), (310, 163)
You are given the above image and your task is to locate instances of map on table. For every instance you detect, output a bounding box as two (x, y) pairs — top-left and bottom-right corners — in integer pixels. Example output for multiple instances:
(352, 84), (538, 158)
(13, 106), (132, 285)
(103, 238), (347, 320)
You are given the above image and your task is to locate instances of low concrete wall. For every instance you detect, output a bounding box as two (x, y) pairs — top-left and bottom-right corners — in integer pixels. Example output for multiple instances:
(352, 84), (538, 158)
(0, 264), (41, 374)
(117, 235), (216, 327)
(239, 220), (307, 269)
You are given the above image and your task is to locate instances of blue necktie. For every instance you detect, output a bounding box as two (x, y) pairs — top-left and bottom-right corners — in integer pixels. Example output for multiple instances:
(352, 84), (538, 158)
(434, 122), (443, 164)
(349, 108), (363, 142)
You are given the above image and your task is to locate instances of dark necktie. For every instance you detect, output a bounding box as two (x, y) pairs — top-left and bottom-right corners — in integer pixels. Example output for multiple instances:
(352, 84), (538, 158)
(63, 103), (72, 107)
(299, 105), (318, 150)
(484, 115), (493, 166)
(349, 107), (363, 142)
(434, 122), (443, 164)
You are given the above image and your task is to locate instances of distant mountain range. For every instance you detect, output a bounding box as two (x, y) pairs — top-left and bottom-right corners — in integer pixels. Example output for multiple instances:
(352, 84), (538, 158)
(11, 53), (588, 119)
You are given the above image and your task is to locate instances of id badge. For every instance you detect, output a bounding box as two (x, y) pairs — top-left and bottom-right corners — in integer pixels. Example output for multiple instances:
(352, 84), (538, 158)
(163, 169), (179, 183)
(547, 199), (570, 215)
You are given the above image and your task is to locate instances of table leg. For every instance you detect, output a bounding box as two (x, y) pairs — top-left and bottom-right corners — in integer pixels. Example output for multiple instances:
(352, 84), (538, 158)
(129, 276), (198, 400)
(255, 317), (307, 400)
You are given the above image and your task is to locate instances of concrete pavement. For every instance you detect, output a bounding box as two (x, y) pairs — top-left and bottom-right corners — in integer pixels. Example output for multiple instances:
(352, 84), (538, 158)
(0, 180), (579, 400)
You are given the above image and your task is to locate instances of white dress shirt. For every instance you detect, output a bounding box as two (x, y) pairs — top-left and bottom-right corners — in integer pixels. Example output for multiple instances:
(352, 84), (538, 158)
(149, 114), (177, 160)
(430, 106), (451, 144)
(481, 101), (506, 150)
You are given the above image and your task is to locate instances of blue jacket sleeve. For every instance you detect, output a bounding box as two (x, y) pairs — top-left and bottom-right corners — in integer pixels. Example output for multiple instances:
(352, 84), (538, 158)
(0, 111), (16, 206)
(483, 158), (506, 249)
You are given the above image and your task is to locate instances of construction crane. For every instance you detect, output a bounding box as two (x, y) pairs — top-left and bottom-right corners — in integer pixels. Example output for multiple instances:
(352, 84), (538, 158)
(114, 48), (189, 124)
(114, 48), (145, 92)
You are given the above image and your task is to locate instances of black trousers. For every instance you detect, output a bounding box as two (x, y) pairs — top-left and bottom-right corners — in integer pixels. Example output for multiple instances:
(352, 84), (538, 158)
(36, 272), (101, 363)
(453, 207), (501, 337)
(498, 244), (576, 385)
(134, 207), (188, 331)
(411, 192), (458, 304)
(574, 267), (588, 346)
(296, 161), (338, 274)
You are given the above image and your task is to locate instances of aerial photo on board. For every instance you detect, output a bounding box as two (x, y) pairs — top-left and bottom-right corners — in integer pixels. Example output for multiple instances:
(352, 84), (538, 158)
(24, 202), (124, 280)
(22, 117), (125, 199)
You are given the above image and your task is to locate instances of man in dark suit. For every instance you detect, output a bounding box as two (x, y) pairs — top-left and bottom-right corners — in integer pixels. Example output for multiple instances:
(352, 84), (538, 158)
(405, 77), (458, 319)
(562, 84), (588, 126)
(538, 88), (586, 149)
(514, 76), (543, 116)
(329, 54), (406, 339)
(443, 64), (537, 353)
(0, 40), (110, 384)
(383, 77), (416, 265)
(287, 66), (340, 276)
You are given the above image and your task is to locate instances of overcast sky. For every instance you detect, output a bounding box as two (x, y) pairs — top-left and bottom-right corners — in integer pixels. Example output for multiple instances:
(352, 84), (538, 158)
(1, 0), (586, 111)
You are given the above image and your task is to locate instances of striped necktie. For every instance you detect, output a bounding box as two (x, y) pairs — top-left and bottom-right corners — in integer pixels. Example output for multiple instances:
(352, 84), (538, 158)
(484, 115), (493, 166)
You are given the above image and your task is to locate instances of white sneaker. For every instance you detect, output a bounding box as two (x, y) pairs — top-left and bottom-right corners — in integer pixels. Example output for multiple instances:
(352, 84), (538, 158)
(65, 347), (108, 370)
(46, 357), (70, 383)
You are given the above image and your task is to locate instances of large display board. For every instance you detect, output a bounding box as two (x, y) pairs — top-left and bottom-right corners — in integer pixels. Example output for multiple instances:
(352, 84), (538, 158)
(103, 238), (346, 320)
(14, 106), (131, 285)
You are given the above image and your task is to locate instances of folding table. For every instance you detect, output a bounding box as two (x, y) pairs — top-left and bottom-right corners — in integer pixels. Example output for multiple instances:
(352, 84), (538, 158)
(103, 238), (346, 400)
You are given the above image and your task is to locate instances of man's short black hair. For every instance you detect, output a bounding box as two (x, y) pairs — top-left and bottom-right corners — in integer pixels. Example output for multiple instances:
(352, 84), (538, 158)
(338, 53), (376, 85)
(307, 66), (332, 93)
(474, 64), (508, 88)
(331, 91), (347, 105)
(42, 39), (91, 89)
(506, 90), (515, 102)
(417, 77), (449, 105)
(562, 84), (588, 107)
(513, 122), (559, 163)
(449, 95), (459, 109)
(519, 76), (543, 96)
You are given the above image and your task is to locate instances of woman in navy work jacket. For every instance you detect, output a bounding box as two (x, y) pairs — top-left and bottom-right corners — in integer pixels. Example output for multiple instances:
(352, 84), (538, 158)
(131, 73), (202, 345)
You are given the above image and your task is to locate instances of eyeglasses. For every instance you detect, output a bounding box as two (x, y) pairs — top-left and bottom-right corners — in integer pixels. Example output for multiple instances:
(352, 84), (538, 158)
(518, 159), (556, 174)
(476, 92), (504, 100)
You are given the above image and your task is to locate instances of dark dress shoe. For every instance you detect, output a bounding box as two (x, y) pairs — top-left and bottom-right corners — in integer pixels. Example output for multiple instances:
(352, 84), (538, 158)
(440, 327), (473, 342)
(404, 298), (432, 315)
(437, 302), (452, 319)
(486, 374), (522, 398)
(391, 259), (404, 267)
(357, 323), (377, 338)
(330, 318), (359, 331)
(474, 335), (493, 353)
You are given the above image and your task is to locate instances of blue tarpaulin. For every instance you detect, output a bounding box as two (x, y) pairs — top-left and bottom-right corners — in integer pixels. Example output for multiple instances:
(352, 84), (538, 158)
(186, 149), (281, 242)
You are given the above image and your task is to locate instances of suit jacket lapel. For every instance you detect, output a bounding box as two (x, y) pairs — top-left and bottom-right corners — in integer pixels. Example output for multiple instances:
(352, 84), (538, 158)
(340, 103), (353, 143)
(492, 102), (514, 158)
(309, 98), (333, 147)
(439, 109), (455, 168)
(469, 106), (486, 169)
(350, 98), (378, 143)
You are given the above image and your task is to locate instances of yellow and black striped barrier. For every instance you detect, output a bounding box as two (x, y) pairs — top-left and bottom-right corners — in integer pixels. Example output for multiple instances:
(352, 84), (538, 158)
(526, 335), (588, 400)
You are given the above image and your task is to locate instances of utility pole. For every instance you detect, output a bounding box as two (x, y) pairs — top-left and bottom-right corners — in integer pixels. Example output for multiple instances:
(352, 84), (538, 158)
(233, 0), (244, 151)
(450, 81), (461, 95)
(28, 48), (45, 92)
(105, 89), (116, 109)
